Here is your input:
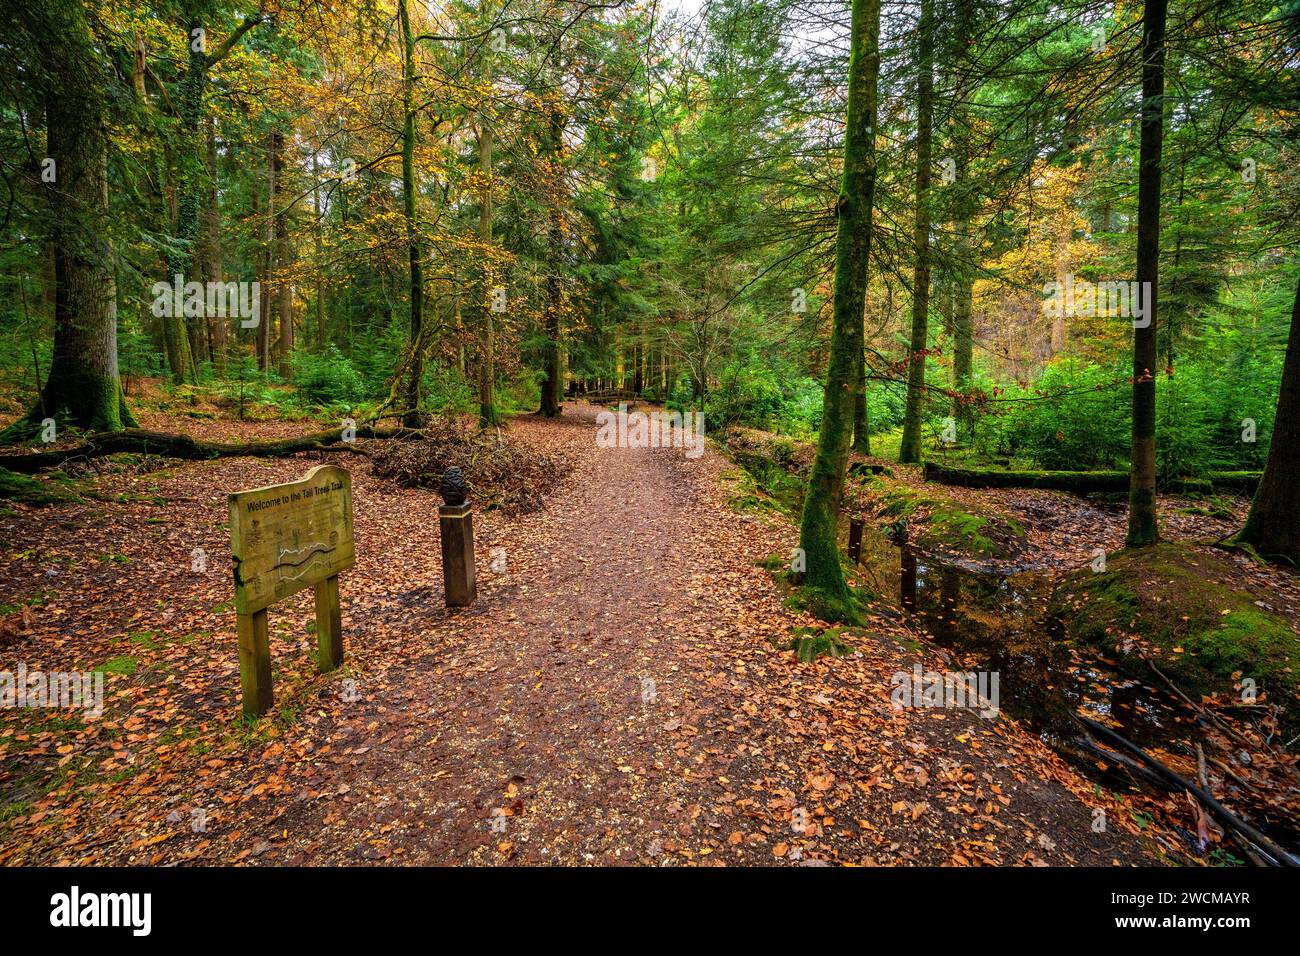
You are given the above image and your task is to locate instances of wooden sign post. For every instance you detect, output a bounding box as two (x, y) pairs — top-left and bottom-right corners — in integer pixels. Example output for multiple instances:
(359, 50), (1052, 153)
(439, 502), (477, 607)
(438, 467), (477, 608)
(228, 465), (356, 719)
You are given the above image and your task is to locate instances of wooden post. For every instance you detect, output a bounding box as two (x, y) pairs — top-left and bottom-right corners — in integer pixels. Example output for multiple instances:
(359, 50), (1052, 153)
(848, 517), (864, 564)
(314, 574), (343, 672)
(237, 608), (273, 719)
(439, 503), (477, 607)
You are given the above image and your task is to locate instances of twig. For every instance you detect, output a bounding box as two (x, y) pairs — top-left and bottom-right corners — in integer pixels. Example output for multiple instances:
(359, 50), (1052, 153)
(1206, 754), (1253, 790)
(1147, 661), (1258, 750)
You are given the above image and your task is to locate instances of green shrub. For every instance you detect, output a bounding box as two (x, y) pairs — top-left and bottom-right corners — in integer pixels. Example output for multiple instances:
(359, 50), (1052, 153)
(422, 363), (476, 414)
(294, 345), (365, 407)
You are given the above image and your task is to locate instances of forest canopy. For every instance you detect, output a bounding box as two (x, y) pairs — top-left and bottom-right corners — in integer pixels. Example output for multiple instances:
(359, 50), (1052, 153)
(0, 0), (1296, 565)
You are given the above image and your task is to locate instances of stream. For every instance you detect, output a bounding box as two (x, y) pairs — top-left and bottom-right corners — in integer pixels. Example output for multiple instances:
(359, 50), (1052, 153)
(851, 520), (1193, 779)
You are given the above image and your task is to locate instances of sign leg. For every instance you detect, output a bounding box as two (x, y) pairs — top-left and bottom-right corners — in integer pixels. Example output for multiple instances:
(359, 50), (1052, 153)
(314, 574), (343, 672)
(237, 609), (273, 719)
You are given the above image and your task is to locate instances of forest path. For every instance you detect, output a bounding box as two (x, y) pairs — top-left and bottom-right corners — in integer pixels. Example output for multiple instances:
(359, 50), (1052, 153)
(308, 404), (721, 864)
(207, 403), (1167, 865)
(0, 403), (1176, 866)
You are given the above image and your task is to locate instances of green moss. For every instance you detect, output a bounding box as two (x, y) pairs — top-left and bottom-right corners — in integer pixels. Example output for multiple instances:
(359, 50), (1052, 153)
(929, 510), (998, 557)
(101, 655), (138, 676)
(727, 448), (805, 517)
(868, 478), (1026, 560)
(1177, 504), (1235, 520)
(127, 630), (161, 650)
(0, 467), (80, 506)
(0, 801), (32, 826)
(1052, 542), (1298, 726)
(787, 626), (853, 662)
(789, 581), (865, 626)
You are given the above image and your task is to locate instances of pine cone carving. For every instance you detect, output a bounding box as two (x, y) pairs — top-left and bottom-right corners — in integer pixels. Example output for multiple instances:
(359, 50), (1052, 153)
(440, 466), (468, 506)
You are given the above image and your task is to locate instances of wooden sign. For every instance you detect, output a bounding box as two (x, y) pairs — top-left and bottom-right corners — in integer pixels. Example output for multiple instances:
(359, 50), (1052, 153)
(228, 465), (355, 719)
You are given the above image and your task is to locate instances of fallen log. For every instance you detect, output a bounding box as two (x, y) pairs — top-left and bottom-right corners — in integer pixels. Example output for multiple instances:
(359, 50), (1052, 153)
(922, 463), (1128, 492)
(0, 424), (411, 474)
(922, 463), (1260, 495)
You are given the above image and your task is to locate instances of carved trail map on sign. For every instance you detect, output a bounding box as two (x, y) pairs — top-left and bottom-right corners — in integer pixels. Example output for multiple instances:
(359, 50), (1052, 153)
(229, 465), (356, 615)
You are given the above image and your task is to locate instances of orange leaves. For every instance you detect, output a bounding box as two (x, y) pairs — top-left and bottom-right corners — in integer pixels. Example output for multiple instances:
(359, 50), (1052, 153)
(807, 771), (835, 792)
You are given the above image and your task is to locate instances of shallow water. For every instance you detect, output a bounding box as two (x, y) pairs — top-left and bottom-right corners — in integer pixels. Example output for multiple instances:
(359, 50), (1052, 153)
(853, 521), (1190, 765)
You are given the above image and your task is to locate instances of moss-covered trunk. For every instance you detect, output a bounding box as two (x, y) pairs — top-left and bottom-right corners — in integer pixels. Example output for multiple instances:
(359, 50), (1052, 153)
(163, 11), (213, 386)
(898, 0), (934, 464)
(796, 0), (880, 620)
(9, 1), (134, 436)
(203, 116), (227, 374)
(852, 345), (870, 454)
(950, 165), (974, 430)
(1235, 273), (1300, 562)
(1126, 0), (1166, 547)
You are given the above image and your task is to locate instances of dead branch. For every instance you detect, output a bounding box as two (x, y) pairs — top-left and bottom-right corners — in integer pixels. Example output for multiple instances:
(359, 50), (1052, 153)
(1077, 715), (1298, 867)
(0, 424), (415, 474)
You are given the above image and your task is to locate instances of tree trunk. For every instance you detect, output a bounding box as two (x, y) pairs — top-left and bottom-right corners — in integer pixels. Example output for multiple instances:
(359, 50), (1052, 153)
(951, 97), (974, 430)
(453, 265), (465, 377)
(1126, 0), (1167, 547)
(271, 128), (293, 379)
(797, 0), (880, 621)
(952, 224), (973, 425)
(257, 139), (274, 372)
(852, 341), (870, 454)
(6, 1), (134, 436)
(1234, 274), (1300, 562)
(539, 104), (564, 418)
(312, 151), (326, 349)
(399, 0), (424, 425)
(1, 424), (406, 473)
(477, 117), (497, 426)
(204, 116), (227, 374)
(165, 12), (213, 386)
(898, 0), (934, 464)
